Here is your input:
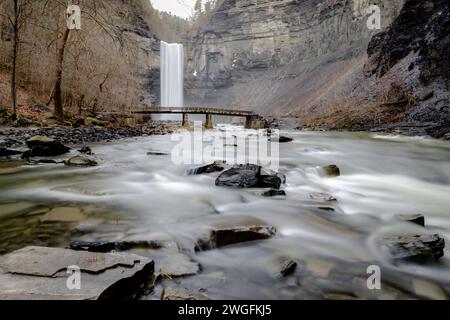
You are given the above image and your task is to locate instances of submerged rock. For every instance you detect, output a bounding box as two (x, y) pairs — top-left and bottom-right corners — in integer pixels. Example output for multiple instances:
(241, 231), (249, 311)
(65, 155), (98, 167)
(262, 189), (286, 197)
(187, 161), (226, 175)
(397, 214), (425, 227)
(197, 223), (276, 250)
(280, 260), (297, 277)
(40, 207), (86, 223)
(215, 164), (286, 189)
(158, 254), (201, 279)
(309, 192), (337, 202)
(147, 151), (168, 156)
(383, 234), (445, 263)
(24, 136), (70, 157)
(322, 165), (341, 177)
(162, 287), (209, 301)
(0, 246), (154, 300)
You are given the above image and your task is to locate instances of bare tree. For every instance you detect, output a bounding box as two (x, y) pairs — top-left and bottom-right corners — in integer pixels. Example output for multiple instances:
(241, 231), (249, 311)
(0, 0), (32, 120)
(47, 1), (124, 118)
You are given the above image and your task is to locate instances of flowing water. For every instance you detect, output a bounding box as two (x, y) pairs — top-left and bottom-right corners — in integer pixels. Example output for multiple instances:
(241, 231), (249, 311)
(1, 127), (450, 300)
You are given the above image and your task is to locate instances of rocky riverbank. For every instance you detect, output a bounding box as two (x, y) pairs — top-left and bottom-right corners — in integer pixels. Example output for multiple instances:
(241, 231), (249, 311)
(0, 121), (178, 150)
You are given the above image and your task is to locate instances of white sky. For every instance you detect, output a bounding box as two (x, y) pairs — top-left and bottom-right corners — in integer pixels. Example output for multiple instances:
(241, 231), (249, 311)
(150, 0), (198, 19)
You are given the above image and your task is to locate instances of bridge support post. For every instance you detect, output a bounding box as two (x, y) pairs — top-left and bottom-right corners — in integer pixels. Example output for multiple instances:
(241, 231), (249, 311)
(182, 113), (189, 128)
(245, 115), (264, 129)
(205, 114), (213, 129)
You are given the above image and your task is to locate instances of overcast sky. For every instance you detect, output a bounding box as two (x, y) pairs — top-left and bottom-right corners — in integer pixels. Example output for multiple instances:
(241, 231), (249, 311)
(150, 0), (198, 19)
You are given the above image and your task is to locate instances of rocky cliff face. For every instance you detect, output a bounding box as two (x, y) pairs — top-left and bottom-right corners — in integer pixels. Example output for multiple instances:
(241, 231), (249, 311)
(364, 0), (450, 137)
(185, 0), (404, 115)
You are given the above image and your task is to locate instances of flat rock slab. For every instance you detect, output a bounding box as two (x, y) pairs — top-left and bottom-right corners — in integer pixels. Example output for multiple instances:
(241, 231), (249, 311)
(159, 254), (200, 278)
(40, 207), (86, 223)
(0, 246), (154, 300)
(196, 217), (277, 250)
(383, 234), (445, 263)
(162, 287), (209, 300)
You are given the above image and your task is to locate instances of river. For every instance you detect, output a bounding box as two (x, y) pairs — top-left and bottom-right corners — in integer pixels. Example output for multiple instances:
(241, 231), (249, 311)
(0, 127), (449, 300)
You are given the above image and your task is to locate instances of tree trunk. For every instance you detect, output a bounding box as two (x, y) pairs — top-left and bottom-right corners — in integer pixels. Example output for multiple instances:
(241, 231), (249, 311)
(52, 27), (71, 118)
(10, 0), (19, 121)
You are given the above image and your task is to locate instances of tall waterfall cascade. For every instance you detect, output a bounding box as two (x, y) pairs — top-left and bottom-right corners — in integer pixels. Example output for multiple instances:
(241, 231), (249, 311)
(160, 41), (184, 108)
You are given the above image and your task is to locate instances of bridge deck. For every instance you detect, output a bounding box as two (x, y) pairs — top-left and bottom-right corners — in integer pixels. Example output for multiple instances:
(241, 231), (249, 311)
(132, 107), (255, 117)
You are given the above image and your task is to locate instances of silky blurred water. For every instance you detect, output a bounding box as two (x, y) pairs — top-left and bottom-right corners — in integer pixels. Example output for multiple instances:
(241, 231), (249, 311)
(1, 127), (449, 300)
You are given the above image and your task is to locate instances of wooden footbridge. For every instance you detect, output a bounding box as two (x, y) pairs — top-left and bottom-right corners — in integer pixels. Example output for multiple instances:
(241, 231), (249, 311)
(132, 107), (264, 129)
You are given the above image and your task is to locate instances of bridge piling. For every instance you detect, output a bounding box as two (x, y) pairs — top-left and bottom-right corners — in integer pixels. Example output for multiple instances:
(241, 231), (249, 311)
(205, 114), (213, 129)
(182, 113), (189, 128)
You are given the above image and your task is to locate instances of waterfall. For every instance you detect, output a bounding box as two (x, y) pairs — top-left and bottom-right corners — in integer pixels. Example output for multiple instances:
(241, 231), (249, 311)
(160, 41), (184, 108)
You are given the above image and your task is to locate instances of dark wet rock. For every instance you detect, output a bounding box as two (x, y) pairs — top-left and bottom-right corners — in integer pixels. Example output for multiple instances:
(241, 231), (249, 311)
(70, 240), (164, 253)
(215, 164), (286, 189)
(215, 164), (260, 188)
(322, 165), (341, 177)
(278, 136), (294, 143)
(162, 287), (209, 301)
(280, 260), (297, 277)
(256, 174), (284, 189)
(147, 151), (168, 156)
(397, 214), (425, 227)
(187, 161), (226, 175)
(78, 146), (93, 155)
(197, 222), (276, 250)
(0, 246), (154, 300)
(383, 234), (445, 263)
(25, 136), (71, 156)
(262, 189), (286, 197)
(65, 155), (98, 167)
(0, 148), (22, 157)
(309, 192), (337, 202)
(22, 136), (70, 159)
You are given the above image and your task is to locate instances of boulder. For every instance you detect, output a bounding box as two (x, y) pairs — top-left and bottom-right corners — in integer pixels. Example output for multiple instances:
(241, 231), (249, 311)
(215, 164), (260, 188)
(162, 287), (209, 301)
(187, 161), (226, 175)
(278, 136), (294, 143)
(0, 246), (154, 300)
(322, 165), (341, 177)
(382, 234), (445, 263)
(65, 155), (98, 167)
(256, 174), (284, 189)
(280, 260), (297, 277)
(397, 214), (425, 227)
(24, 136), (70, 157)
(215, 164), (286, 189)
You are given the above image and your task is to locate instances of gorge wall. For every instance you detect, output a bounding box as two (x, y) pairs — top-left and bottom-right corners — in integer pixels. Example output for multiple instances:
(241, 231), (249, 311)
(185, 0), (405, 116)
